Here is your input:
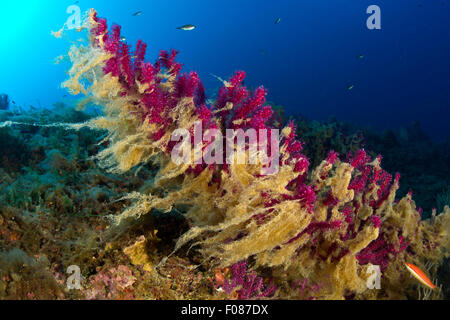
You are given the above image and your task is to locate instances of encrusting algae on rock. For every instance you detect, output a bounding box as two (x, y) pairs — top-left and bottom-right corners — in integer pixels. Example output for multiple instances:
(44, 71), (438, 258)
(54, 9), (450, 299)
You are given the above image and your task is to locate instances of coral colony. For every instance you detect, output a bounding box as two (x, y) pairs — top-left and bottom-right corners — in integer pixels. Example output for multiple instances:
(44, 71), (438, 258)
(0, 94), (9, 110)
(57, 9), (449, 299)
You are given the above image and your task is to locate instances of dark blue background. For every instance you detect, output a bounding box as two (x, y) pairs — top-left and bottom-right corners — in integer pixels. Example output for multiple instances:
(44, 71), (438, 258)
(1, 0), (449, 140)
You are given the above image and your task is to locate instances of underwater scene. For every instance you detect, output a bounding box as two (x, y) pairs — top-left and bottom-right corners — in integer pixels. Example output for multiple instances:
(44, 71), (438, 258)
(0, 0), (449, 302)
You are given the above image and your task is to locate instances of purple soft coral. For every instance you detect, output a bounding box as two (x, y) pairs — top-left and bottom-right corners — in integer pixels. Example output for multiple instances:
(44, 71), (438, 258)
(220, 261), (276, 300)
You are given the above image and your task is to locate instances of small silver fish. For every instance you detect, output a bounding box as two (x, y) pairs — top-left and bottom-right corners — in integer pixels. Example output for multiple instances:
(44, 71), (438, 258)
(275, 17), (281, 24)
(347, 84), (355, 91)
(177, 24), (195, 31)
(132, 11), (142, 16)
(120, 37), (126, 42)
(358, 54), (364, 59)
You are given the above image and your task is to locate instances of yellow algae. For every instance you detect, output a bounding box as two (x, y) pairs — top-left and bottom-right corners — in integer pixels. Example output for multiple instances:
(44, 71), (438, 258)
(56, 9), (450, 300)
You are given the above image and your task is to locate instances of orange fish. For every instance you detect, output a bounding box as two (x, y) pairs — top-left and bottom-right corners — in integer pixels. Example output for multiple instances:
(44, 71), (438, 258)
(405, 263), (437, 290)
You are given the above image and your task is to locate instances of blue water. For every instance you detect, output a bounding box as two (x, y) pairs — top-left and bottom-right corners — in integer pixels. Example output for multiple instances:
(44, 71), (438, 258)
(1, 0), (449, 140)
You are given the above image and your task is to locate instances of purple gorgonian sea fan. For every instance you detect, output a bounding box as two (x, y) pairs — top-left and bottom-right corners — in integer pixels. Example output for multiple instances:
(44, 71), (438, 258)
(57, 9), (449, 299)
